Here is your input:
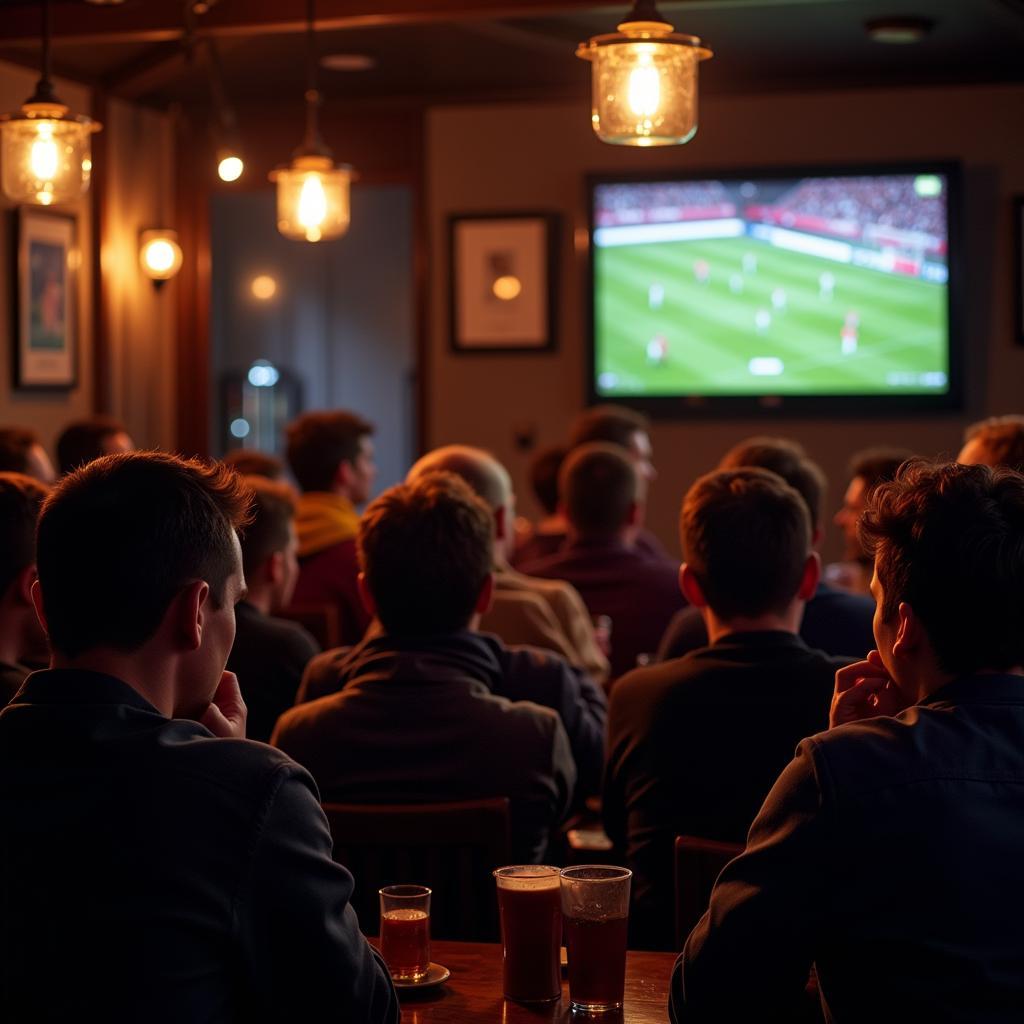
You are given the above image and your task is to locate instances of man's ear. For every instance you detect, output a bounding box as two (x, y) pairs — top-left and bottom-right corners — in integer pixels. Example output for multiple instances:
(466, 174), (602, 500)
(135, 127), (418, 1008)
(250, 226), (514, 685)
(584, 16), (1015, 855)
(797, 552), (821, 602)
(892, 601), (924, 660)
(266, 550), (285, 587)
(172, 580), (209, 652)
(334, 459), (354, 492)
(493, 504), (508, 543)
(356, 572), (377, 617)
(16, 564), (37, 606)
(679, 563), (707, 608)
(625, 500), (642, 528)
(474, 572), (495, 615)
(30, 578), (48, 635)
(810, 525), (824, 549)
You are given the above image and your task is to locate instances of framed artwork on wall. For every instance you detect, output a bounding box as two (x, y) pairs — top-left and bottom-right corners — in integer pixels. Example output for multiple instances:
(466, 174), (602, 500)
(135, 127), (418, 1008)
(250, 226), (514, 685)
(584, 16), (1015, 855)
(1016, 197), (1024, 346)
(449, 212), (558, 353)
(15, 208), (78, 389)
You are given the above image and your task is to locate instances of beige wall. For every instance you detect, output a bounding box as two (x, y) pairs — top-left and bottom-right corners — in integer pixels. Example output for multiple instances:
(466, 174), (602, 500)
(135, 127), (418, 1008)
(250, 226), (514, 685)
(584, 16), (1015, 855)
(427, 84), (1024, 560)
(0, 62), (94, 450)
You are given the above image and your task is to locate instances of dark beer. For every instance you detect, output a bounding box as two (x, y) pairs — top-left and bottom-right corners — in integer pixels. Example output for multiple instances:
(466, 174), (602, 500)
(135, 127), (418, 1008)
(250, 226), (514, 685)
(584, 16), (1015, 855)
(496, 878), (562, 1002)
(380, 908), (430, 981)
(564, 915), (629, 1010)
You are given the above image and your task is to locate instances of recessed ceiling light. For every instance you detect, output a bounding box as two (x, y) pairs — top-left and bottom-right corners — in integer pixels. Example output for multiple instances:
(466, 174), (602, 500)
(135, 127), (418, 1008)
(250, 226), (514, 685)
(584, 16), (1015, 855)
(320, 53), (377, 72)
(865, 16), (934, 44)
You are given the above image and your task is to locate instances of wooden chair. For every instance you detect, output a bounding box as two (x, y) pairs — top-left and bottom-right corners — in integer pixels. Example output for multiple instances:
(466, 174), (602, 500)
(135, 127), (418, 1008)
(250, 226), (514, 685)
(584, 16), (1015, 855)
(322, 798), (511, 942)
(674, 834), (744, 949)
(278, 602), (341, 651)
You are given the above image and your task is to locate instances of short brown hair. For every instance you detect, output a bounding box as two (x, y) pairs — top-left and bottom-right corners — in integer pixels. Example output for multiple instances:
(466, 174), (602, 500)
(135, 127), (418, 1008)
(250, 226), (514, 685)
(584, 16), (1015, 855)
(223, 449), (285, 481)
(239, 476), (296, 577)
(962, 415), (1024, 471)
(681, 468), (811, 620)
(0, 428), (42, 475)
(358, 473), (493, 636)
(560, 443), (638, 536)
(285, 410), (373, 493)
(37, 452), (252, 658)
(860, 460), (1024, 675)
(56, 416), (128, 476)
(0, 473), (49, 595)
(568, 405), (650, 451)
(849, 446), (913, 490)
(529, 445), (566, 516)
(719, 436), (826, 532)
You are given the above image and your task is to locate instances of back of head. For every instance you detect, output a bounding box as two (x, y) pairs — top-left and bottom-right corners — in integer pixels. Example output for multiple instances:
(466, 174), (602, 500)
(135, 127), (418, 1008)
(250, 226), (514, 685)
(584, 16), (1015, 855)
(358, 472), (493, 637)
(849, 446), (913, 490)
(406, 445), (509, 511)
(960, 415), (1024, 471)
(681, 467), (811, 620)
(568, 405), (649, 451)
(56, 417), (130, 476)
(560, 443), (638, 537)
(720, 436), (826, 533)
(222, 449), (285, 481)
(239, 475), (296, 578)
(860, 460), (1024, 676)
(285, 410), (373, 493)
(0, 473), (50, 596)
(529, 445), (566, 516)
(37, 452), (252, 658)
(0, 428), (41, 476)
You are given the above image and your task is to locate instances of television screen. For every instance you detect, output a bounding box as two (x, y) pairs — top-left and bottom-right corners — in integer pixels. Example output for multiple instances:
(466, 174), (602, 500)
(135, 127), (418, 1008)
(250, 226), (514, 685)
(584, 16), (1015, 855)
(588, 164), (961, 413)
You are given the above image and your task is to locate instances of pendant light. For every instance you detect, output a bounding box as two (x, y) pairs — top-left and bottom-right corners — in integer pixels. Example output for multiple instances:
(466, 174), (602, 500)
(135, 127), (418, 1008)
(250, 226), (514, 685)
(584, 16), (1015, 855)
(269, 0), (353, 242)
(576, 0), (712, 147)
(0, 0), (101, 205)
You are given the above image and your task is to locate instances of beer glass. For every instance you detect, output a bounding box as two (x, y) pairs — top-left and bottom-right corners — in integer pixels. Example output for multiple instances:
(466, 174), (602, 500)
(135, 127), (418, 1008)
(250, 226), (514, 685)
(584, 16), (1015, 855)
(494, 865), (562, 1002)
(379, 884), (431, 982)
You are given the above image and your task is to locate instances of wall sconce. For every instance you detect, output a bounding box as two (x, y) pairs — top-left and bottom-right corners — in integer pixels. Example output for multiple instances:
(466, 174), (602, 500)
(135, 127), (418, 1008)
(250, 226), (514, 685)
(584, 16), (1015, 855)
(576, 0), (712, 147)
(217, 149), (244, 182)
(0, 0), (102, 205)
(139, 229), (183, 284)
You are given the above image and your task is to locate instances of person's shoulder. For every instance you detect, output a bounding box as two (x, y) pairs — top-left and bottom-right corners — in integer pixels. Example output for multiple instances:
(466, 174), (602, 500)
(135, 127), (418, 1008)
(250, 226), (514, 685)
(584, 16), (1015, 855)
(274, 687), (349, 743)
(260, 612), (321, 657)
(813, 582), (875, 615)
(610, 658), (693, 712)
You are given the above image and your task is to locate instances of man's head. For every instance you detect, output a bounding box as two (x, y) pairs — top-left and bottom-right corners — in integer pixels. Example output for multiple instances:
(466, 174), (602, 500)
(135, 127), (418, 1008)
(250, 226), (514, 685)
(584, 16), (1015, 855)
(529, 445), (566, 518)
(835, 446), (912, 562)
(0, 473), (50, 651)
(860, 460), (1024, 690)
(0, 428), (56, 485)
(285, 410), (376, 502)
(568, 405), (655, 482)
(238, 476), (300, 612)
(958, 415), (1024, 471)
(35, 453), (251, 714)
(56, 417), (134, 476)
(222, 449), (285, 481)
(357, 473), (494, 637)
(560, 443), (641, 541)
(680, 468), (817, 623)
(719, 436), (826, 543)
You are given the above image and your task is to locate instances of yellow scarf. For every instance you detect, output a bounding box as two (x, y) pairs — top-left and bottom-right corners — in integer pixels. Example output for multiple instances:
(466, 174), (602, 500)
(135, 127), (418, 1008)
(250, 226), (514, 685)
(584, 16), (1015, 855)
(295, 492), (360, 558)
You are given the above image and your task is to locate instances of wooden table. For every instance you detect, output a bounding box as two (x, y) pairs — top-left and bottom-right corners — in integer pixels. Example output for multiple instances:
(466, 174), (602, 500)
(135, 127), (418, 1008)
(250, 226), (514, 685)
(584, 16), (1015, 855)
(390, 940), (675, 1024)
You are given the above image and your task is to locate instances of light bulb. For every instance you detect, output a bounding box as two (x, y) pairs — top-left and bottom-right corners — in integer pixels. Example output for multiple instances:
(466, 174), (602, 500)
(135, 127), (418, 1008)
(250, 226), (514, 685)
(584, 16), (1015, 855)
(218, 155), (243, 182)
(143, 240), (176, 274)
(139, 230), (183, 281)
(628, 53), (661, 118)
(492, 275), (522, 301)
(30, 124), (59, 181)
(298, 173), (327, 241)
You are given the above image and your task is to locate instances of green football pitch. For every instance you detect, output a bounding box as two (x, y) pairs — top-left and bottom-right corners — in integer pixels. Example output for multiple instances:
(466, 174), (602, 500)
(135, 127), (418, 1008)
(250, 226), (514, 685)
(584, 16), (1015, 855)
(593, 235), (947, 397)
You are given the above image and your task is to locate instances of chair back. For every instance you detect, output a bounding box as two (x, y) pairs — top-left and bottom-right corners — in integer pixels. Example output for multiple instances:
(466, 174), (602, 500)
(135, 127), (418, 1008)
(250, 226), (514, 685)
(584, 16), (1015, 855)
(322, 798), (511, 942)
(674, 834), (744, 948)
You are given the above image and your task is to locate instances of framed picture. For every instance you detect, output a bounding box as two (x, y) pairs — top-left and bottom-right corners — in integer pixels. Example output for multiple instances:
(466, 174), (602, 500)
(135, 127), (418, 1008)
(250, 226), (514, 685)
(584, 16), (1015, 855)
(15, 208), (78, 389)
(1016, 197), (1024, 346)
(449, 212), (558, 353)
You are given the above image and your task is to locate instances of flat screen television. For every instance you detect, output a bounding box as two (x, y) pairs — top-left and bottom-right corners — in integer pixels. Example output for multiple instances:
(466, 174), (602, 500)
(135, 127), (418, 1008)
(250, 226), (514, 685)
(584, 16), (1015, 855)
(587, 162), (962, 414)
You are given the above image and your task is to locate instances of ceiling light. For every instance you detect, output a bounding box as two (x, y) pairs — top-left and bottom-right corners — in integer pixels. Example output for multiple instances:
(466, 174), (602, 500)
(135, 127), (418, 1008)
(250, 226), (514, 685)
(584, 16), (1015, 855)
(576, 0), (712, 147)
(139, 229), (183, 283)
(0, 0), (102, 205)
(250, 275), (277, 300)
(865, 16), (934, 44)
(270, 0), (355, 243)
(321, 54), (377, 73)
(217, 151), (244, 182)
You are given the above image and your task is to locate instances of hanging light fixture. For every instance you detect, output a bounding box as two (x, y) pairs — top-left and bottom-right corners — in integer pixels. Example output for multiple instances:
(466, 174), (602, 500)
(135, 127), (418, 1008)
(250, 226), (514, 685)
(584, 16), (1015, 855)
(576, 0), (712, 147)
(0, 0), (101, 205)
(269, 0), (354, 242)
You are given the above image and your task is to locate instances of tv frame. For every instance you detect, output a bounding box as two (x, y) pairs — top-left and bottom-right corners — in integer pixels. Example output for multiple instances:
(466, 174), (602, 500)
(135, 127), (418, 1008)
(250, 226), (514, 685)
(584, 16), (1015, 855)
(585, 160), (965, 418)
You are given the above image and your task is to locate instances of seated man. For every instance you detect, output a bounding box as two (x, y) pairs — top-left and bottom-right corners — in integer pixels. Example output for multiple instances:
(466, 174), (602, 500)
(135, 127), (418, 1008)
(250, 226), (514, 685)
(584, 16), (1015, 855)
(0, 473), (50, 705)
(0, 452), (397, 1022)
(658, 437), (874, 661)
(512, 444), (568, 565)
(958, 413), (1024, 470)
(521, 443), (684, 681)
(605, 468), (851, 950)
(672, 461), (1024, 1021)
(222, 448), (286, 480)
(227, 476), (319, 743)
(407, 444), (609, 685)
(0, 427), (56, 484)
(273, 473), (576, 863)
(55, 416), (134, 475)
(285, 410), (376, 644)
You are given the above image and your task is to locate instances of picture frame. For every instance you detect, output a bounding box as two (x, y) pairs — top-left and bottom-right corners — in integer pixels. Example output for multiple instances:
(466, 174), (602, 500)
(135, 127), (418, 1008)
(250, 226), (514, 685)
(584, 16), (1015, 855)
(449, 212), (558, 353)
(15, 208), (78, 389)
(1016, 197), (1024, 346)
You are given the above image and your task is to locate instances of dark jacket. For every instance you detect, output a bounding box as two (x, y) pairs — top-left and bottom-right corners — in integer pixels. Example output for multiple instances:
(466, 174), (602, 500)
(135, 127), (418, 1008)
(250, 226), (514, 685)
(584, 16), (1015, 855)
(672, 673), (1024, 1023)
(605, 631), (850, 950)
(227, 600), (320, 743)
(299, 629), (607, 800)
(0, 670), (398, 1024)
(274, 631), (578, 863)
(657, 582), (876, 663)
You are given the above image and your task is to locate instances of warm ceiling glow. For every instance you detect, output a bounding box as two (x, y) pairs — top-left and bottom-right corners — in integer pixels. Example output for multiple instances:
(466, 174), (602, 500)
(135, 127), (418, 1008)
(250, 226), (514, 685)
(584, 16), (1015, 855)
(271, 155), (352, 243)
(218, 155), (244, 182)
(297, 174), (328, 241)
(251, 275), (277, 300)
(139, 230), (183, 282)
(492, 275), (522, 301)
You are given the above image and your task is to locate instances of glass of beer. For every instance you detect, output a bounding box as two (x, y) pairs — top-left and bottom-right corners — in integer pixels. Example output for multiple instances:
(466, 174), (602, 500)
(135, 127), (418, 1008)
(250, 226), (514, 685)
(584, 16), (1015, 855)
(494, 865), (562, 1003)
(379, 884), (431, 982)
(560, 866), (632, 1013)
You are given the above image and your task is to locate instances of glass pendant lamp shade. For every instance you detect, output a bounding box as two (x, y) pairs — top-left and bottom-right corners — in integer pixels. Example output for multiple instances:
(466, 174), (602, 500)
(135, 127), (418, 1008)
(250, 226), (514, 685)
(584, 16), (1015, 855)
(270, 154), (351, 243)
(576, 6), (711, 147)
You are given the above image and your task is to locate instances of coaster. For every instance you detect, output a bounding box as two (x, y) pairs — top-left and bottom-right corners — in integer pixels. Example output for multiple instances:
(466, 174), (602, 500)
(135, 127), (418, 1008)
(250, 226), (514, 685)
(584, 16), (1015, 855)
(393, 962), (451, 991)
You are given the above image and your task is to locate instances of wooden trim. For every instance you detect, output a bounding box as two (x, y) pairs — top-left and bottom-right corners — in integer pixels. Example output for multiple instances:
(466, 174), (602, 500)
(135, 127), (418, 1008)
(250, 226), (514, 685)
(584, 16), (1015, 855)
(411, 109), (429, 456)
(91, 87), (111, 413)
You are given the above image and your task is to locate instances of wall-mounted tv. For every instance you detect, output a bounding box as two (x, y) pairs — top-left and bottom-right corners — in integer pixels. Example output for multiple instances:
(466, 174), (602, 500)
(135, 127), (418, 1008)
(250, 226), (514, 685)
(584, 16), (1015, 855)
(587, 162), (962, 414)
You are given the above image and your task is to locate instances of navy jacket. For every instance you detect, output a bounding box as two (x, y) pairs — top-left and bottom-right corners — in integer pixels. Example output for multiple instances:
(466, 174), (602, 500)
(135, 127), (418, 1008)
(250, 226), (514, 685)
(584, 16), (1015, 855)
(0, 670), (398, 1024)
(672, 673), (1024, 1023)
